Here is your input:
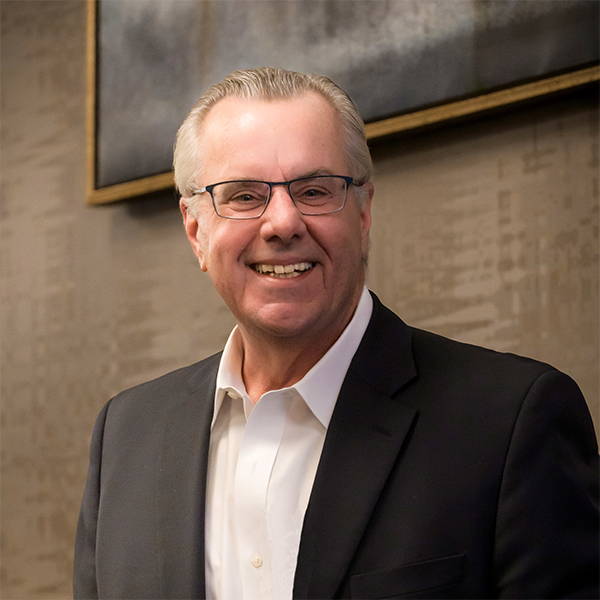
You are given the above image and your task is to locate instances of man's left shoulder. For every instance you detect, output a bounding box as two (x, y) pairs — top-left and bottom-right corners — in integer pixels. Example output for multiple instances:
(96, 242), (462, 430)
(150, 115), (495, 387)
(370, 294), (585, 412)
(411, 325), (556, 383)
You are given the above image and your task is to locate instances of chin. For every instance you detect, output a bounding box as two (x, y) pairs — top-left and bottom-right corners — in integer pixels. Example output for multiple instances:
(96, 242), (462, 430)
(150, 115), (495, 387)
(254, 316), (312, 339)
(243, 305), (318, 340)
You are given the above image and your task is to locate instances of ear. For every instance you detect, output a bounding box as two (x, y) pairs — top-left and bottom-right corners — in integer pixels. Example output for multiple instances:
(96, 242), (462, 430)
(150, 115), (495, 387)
(180, 198), (208, 272)
(359, 182), (374, 255)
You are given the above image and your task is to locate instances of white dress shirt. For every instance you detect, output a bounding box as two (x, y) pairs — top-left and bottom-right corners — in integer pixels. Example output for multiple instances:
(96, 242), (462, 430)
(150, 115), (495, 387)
(205, 287), (373, 600)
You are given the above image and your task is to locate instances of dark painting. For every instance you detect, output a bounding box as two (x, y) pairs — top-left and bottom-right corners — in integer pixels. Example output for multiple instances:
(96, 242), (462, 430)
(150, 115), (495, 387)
(92, 0), (599, 196)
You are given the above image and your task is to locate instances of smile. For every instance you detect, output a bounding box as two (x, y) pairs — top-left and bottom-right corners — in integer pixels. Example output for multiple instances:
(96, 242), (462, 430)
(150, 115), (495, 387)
(252, 262), (314, 278)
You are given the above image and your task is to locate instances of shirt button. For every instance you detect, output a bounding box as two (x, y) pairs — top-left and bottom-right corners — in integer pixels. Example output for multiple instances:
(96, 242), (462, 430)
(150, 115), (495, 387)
(251, 555), (263, 569)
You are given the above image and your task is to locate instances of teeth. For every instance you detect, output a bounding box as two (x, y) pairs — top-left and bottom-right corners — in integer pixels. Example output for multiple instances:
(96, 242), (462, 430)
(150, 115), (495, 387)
(253, 262), (314, 277)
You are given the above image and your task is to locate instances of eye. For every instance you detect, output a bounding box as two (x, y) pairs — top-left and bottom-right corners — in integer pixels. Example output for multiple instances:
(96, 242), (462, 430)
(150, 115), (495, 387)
(224, 190), (265, 213)
(215, 182), (269, 211)
(293, 180), (334, 205)
(302, 187), (327, 198)
(229, 192), (262, 203)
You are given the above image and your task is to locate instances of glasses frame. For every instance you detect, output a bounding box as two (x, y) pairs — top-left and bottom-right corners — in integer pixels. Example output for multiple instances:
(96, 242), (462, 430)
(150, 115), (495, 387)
(192, 175), (355, 220)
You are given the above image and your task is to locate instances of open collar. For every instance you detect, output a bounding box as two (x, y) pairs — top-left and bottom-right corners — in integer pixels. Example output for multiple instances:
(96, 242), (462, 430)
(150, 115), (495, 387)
(214, 287), (373, 428)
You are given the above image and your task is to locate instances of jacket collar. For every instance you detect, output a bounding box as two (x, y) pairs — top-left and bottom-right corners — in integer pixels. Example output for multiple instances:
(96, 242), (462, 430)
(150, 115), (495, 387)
(294, 293), (418, 599)
(156, 353), (220, 599)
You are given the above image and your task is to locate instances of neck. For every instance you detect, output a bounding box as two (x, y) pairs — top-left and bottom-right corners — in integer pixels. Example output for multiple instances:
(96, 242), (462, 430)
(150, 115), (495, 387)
(238, 315), (353, 404)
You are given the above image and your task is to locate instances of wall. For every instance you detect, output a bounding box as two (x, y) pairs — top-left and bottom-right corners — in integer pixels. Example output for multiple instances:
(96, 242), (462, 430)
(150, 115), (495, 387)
(369, 96), (599, 426)
(1, 1), (597, 598)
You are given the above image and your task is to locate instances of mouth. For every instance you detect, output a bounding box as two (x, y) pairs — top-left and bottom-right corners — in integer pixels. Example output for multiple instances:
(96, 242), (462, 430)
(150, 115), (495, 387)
(251, 262), (315, 279)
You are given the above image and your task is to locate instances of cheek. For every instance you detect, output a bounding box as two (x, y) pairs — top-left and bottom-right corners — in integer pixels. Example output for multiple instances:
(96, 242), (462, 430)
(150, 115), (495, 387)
(194, 224), (210, 272)
(194, 209), (225, 273)
(361, 227), (371, 260)
(347, 212), (369, 256)
(201, 222), (254, 281)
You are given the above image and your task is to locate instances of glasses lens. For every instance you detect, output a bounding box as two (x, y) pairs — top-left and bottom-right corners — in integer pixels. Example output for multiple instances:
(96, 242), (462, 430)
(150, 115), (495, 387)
(212, 181), (270, 218)
(289, 176), (347, 215)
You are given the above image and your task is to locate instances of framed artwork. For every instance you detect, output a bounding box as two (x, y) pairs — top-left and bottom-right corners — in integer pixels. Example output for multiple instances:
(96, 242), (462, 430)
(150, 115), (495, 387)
(86, 0), (599, 204)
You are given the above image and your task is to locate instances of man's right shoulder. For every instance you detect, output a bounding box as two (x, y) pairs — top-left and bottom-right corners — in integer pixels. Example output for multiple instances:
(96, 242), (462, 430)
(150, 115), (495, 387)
(101, 352), (222, 421)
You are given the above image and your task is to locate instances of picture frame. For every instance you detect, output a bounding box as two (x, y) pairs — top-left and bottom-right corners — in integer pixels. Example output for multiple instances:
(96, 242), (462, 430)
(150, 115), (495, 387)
(86, 0), (599, 205)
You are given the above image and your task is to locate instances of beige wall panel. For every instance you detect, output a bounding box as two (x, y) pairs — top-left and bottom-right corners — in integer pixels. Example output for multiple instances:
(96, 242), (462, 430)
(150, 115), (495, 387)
(0, 2), (233, 598)
(1, 1), (597, 598)
(368, 94), (599, 435)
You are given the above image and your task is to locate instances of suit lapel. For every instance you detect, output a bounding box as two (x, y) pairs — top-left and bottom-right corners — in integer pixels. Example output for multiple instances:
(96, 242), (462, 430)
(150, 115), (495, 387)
(294, 295), (418, 599)
(156, 354), (220, 599)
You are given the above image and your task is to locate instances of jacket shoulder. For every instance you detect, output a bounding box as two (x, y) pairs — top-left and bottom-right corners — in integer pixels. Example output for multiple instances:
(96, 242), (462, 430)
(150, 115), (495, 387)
(411, 326), (555, 379)
(105, 352), (222, 421)
(363, 293), (560, 400)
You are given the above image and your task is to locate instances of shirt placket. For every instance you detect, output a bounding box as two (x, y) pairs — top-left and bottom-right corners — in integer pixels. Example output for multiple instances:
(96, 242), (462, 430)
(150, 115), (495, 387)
(234, 391), (291, 600)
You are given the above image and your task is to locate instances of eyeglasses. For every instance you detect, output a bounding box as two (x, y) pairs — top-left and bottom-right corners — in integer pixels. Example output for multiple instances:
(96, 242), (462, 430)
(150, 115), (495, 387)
(192, 175), (355, 220)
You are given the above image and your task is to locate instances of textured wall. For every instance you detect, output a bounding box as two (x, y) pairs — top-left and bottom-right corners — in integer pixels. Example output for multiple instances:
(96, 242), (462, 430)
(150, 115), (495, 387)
(368, 95), (599, 431)
(1, 1), (597, 599)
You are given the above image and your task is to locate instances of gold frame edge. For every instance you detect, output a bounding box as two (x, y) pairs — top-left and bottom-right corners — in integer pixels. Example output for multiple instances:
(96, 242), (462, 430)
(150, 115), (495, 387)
(85, 0), (599, 206)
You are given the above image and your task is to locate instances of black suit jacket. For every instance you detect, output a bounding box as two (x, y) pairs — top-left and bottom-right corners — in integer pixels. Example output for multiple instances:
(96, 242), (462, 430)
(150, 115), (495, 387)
(74, 294), (599, 599)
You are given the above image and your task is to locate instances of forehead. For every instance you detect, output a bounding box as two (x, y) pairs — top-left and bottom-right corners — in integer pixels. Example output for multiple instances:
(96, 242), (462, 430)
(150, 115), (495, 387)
(199, 93), (348, 181)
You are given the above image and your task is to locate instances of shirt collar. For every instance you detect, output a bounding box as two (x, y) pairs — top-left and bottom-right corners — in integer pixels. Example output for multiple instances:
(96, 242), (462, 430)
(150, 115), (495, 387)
(214, 287), (373, 429)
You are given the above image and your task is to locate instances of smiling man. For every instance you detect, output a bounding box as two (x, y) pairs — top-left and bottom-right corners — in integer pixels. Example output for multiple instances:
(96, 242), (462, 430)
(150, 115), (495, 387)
(74, 68), (598, 600)
(180, 88), (371, 403)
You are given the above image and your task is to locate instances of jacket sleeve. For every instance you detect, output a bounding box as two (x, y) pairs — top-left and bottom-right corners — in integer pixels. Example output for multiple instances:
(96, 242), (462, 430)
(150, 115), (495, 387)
(73, 401), (110, 600)
(493, 369), (599, 599)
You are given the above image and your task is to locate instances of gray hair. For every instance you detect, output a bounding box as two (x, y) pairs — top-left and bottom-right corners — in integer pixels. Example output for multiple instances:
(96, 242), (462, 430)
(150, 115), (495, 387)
(174, 67), (373, 213)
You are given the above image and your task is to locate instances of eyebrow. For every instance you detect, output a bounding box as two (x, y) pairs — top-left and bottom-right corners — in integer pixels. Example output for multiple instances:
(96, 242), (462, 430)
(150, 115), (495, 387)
(214, 169), (339, 183)
(302, 169), (337, 178)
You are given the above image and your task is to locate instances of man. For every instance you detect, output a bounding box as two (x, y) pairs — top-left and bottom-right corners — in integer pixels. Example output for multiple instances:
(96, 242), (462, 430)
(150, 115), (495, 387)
(74, 68), (599, 599)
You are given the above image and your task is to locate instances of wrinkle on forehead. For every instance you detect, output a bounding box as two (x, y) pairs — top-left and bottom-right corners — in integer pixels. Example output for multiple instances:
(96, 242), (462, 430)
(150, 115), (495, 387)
(201, 95), (348, 181)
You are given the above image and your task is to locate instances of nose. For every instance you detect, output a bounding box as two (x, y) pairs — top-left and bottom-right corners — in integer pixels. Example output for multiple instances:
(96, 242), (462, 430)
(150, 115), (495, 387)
(259, 185), (307, 242)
